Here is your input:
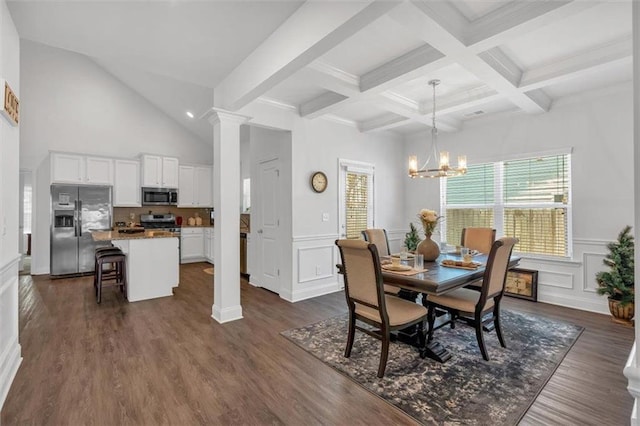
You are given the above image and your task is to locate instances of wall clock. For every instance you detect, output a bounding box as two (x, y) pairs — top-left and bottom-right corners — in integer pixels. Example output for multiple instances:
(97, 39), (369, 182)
(311, 171), (328, 193)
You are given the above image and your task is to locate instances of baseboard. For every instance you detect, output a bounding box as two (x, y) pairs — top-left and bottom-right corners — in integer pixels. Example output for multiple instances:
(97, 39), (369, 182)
(280, 280), (342, 303)
(211, 304), (243, 324)
(538, 292), (609, 315)
(0, 336), (22, 411)
(180, 257), (207, 264)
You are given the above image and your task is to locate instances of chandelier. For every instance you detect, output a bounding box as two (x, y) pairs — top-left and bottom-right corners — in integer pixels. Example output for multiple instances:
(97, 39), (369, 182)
(408, 79), (467, 178)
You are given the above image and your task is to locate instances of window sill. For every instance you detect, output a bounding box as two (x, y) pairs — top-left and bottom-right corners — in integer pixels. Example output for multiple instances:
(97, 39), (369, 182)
(517, 254), (582, 267)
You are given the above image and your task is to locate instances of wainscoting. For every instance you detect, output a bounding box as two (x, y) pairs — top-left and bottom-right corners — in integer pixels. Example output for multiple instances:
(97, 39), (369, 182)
(286, 234), (342, 303)
(0, 254), (22, 410)
(288, 234), (610, 314)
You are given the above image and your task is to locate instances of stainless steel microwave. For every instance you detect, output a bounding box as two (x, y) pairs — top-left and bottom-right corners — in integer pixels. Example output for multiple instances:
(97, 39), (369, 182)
(141, 187), (178, 206)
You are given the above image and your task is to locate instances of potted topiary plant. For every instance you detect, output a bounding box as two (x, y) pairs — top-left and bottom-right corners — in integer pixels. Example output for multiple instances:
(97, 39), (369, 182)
(596, 225), (634, 325)
(404, 223), (420, 253)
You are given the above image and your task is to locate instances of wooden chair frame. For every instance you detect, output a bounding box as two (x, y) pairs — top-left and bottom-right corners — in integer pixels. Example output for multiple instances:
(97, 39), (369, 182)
(426, 238), (517, 361)
(337, 240), (427, 377)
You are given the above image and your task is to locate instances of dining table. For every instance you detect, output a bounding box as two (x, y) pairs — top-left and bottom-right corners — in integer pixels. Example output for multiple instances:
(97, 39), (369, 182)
(378, 251), (521, 362)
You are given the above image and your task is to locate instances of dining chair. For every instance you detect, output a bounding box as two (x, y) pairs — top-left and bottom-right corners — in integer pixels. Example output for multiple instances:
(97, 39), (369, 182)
(361, 229), (400, 296)
(425, 237), (518, 361)
(461, 227), (496, 254)
(461, 227), (496, 290)
(336, 239), (428, 377)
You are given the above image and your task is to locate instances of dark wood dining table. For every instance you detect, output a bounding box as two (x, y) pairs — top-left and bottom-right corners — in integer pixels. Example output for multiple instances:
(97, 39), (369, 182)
(379, 252), (521, 362)
(381, 253), (521, 295)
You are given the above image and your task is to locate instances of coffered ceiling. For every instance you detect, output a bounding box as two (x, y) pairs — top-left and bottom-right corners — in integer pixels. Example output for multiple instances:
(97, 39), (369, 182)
(7, 1), (633, 142)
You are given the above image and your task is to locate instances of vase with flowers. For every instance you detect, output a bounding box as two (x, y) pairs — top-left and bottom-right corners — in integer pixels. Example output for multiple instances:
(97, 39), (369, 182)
(416, 209), (442, 261)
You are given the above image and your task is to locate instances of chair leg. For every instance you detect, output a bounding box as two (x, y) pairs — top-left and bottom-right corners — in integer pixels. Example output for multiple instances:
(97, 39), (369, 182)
(494, 303), (506, 348)
(344, 312), (356, 358)
(427, 304), (436, 343)
(121, 259), (127, 300)
(450, 310), (456, 329)
(475, 313), (489, 361)
(378, 329), (390, 378)
(417, 320), (426, 348)
(96, 263), (102, 304)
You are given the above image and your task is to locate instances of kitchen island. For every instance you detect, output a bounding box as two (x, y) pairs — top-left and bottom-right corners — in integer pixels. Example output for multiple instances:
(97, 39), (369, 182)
(92, 230), (179, 302)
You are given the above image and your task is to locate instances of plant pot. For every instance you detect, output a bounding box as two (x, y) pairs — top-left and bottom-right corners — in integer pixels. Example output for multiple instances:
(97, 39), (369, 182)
(417, 234), (440, 262)
(608, 298), (634, 326)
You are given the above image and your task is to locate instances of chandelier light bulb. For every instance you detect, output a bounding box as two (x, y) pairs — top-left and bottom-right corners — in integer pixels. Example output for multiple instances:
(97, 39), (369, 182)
(439, 151), (450, 169)
(409, 155), (418, 175)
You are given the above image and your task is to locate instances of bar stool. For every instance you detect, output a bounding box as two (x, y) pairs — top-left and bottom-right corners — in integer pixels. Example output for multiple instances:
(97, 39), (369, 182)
(94, 247), (127, 304)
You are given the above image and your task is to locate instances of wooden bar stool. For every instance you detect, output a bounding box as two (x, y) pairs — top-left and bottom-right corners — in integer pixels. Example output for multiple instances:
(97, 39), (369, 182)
(94, 248), (127, 304)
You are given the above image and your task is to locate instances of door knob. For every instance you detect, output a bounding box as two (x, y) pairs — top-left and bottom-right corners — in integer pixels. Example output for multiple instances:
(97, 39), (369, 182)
(257, 229), (263, 234)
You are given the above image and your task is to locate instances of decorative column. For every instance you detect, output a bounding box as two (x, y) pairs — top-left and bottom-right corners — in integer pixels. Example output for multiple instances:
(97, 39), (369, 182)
(625, 1), (640, 424)
(204, 108), (250, 323)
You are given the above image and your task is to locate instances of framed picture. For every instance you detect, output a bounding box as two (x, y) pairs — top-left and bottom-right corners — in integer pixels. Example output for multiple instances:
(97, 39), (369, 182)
(505, 268), (538, 301)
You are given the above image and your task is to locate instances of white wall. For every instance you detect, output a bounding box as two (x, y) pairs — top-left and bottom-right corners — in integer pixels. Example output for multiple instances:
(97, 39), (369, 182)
(20, 40), (213, 274)
(404, 83), (634, 314)
(0, 0), (21, 411)
(240, 101), (406, 302)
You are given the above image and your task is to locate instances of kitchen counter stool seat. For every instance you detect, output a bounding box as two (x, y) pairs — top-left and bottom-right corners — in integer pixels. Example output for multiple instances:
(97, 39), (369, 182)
(94, 247), (127, 304)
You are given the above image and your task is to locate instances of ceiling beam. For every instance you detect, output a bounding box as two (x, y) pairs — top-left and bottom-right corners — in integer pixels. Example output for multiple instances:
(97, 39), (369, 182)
(519, 36), (633, 91)
(390, 1), (549, 114)
(359, 113), (408, 132)
(299, 91), (350, 118)
(214, 0), (401, 111)
(467, 0), (599, 53)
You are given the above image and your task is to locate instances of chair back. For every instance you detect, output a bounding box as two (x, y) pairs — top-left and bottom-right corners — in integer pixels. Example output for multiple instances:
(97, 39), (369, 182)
(461, 227), (496, 254)
(362, 229), (390, 257)
(479, 237), (518, 305)
(336, 239), (386, 315)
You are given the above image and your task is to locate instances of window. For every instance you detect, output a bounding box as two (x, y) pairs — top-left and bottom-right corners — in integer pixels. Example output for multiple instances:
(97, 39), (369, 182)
(441, 153), (571, 258)
(339, 160), (374, 240)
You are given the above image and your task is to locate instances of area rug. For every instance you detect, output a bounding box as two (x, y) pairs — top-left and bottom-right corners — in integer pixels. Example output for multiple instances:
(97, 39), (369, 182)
(203, 267), (214, 275)
(281, 310), (583, 425)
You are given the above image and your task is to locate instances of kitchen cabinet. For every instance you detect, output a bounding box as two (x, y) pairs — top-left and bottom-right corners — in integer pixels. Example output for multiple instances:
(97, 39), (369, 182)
(181, 227), (205, 263)
(51, 153), (113, 185)
(178, 165), (213, 207)
(141, 154), (179, 188)
(204, 227), (214, 264)
(113, 160), (141, 207)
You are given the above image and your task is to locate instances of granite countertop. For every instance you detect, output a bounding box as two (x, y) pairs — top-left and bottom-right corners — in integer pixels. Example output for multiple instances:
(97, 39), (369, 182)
(92, 230), (179, 241)
(181, 224), (213, 228)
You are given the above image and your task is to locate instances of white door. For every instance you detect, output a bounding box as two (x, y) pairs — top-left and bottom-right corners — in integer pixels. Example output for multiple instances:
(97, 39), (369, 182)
(256, 159), (280, 293)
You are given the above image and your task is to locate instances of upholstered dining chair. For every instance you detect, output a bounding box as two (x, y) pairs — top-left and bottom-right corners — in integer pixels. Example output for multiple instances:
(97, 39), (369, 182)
(425, 237), (518, 361)
(361, 228), (400, 296)
(461, 227), (496, 290)
(336, 239), (428, 378)
(461, 227), (496, 254)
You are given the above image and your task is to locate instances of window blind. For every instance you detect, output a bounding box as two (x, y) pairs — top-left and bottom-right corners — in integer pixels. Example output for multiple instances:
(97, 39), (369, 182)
(442, 154), (571, 257)
(345, 172), (369, 239)
(444, 163), (494, 244)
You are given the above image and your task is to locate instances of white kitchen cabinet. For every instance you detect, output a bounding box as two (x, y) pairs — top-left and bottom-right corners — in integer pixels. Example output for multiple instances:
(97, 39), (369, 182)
(113, 160), (141, 206)
(178, 165), (213, 207)
(196, 166), (213, 207)
(178, 166), (195, 207)
(204, 227), (214, 264)
(180, 227), (205, 263)
(141, 154), (179, 188)
(51, 153), (113, 185)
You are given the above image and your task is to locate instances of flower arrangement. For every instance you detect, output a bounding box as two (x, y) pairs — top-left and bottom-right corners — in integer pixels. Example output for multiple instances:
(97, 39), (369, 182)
(418, 209), (442, 237)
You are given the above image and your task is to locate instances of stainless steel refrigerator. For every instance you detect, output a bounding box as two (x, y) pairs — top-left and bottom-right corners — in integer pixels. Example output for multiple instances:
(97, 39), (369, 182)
(50, 185), (112, 276)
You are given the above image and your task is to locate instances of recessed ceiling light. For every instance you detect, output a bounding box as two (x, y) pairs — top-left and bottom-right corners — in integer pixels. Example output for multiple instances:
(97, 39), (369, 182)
(186, 111), (194, 119)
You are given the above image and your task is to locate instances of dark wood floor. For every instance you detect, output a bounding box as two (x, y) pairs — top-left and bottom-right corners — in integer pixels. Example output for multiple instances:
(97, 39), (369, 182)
(1, 263), (634, 425)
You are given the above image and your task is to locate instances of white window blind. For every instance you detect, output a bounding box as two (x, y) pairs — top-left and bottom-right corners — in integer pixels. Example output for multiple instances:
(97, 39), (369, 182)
(345, 172), (369, 239)
(443, 163), (494, 245)
(441, 153), (571, 257)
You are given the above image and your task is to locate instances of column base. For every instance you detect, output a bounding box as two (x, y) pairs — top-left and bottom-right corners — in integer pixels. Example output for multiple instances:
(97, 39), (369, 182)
(211, 304), (243, 324)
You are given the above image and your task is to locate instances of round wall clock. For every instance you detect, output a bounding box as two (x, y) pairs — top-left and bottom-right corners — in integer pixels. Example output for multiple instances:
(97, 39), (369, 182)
(311, 171), (328, 193)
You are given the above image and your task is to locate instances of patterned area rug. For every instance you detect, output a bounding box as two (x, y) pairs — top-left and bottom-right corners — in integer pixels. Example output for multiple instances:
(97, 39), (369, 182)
(282, 310), (582, 425)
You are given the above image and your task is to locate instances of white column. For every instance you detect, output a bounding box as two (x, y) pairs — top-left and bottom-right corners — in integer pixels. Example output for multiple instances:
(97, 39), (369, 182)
(625, 1), (640, 424)
(205, 108), (250, 323)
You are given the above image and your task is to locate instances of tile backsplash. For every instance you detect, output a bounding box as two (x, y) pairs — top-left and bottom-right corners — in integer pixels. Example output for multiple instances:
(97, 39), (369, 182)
(114, 207), (211, 226)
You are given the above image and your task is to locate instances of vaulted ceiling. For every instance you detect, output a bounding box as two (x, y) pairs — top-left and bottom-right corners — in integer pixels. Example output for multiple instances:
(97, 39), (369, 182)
(8, 1), (633, 143)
